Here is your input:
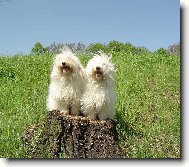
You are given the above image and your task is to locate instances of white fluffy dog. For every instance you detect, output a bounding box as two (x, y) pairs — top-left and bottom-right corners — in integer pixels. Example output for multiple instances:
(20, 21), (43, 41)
(81, 51), (115, 120)
(47, 48), (86, 115)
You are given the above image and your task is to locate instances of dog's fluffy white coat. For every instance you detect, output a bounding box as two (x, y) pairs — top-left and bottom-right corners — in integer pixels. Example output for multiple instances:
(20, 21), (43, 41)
(81, 52), (115, 120)
(47, 49), (86, 115)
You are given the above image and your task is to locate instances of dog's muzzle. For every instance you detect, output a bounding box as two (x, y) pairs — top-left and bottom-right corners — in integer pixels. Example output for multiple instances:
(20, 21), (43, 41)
(95, 71), (103, 78)
(61, 62), (72, 73)
(94, 66), (103, 78)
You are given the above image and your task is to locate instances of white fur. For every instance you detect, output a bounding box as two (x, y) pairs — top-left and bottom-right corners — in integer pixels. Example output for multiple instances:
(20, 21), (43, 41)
(81, 51), (115, 120)
(47, 48), (86, 115)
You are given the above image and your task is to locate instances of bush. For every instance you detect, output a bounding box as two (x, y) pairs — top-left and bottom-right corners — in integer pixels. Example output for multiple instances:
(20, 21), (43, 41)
(47, 42), (87, 54)
(86, 43), (108, 54)
(168, 42), (180, 55)
(107, 40), (125, 52)
(46, 41), (152, 55)
(154, 47), (169, 55)
(134, 46), (150, 55)
(31, 42), (48, 54)
(107, 40), (149, 55)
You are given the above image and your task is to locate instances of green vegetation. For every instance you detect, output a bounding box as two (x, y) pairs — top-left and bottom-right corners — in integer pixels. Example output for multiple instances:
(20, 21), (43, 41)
(31, 42), (48, 54)
(0, 50), (180, 158)
(114, 53), (180, 158)
(43, 40), (180, 56)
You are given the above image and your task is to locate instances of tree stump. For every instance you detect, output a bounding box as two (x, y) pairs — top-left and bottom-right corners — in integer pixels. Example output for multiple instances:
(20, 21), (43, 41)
(22, 110), (125, 158)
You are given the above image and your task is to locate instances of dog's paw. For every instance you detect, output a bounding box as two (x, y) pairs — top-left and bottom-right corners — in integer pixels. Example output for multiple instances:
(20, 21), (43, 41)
(86, 114), (97, 120)
(98, 113), (109, 120)
(60, 110), (69, 115)
(70, 110), (80, 115)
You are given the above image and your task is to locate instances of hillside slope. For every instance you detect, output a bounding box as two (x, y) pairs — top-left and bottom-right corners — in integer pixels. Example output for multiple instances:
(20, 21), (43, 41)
(0, 53), (180, 158)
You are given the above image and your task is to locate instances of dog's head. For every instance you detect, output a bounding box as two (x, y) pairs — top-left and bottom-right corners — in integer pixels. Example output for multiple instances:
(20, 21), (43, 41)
(52, 48), (84, 79)
(86, 51), (115, 81)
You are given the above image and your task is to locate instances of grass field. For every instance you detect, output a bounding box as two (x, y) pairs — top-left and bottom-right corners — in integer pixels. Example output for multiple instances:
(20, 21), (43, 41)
(0, 52), (180, 158)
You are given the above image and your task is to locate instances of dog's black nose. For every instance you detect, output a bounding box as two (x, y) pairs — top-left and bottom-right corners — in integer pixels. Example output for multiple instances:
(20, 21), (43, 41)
(96, 66), (101, 71)
(62, 62), (66, 66)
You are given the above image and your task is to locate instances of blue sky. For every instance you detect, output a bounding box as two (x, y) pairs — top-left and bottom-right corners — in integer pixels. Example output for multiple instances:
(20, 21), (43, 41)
(0, 0), (180, 55)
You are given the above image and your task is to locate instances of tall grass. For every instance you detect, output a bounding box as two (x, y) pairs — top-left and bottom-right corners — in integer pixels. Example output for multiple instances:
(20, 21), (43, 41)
(0, 52), (180, 158)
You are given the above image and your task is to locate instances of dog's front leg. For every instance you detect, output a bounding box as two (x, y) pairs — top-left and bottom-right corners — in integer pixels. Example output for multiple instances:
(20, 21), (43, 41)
(59, 104), (70, 115)
(98, 111), (109, 120)
(70, 102), (80, 115)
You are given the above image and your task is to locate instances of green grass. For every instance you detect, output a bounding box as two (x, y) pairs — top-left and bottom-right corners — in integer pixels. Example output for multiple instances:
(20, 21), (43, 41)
(0, 52), (180, 158)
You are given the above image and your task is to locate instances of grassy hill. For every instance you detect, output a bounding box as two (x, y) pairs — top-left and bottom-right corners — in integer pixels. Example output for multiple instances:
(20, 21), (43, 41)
(0, 52), (180, 158)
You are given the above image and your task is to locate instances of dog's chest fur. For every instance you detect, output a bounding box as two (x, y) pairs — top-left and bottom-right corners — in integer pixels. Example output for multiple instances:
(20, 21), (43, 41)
(51, 76), (81, 101)
(85, 79), (113, 111)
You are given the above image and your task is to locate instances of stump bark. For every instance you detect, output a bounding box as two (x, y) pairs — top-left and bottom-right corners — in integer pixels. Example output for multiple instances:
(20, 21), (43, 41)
(22, 110), (125, 158)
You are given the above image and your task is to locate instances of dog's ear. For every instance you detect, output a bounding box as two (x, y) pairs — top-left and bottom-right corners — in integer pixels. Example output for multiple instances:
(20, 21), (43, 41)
(96, 50), (112, 60)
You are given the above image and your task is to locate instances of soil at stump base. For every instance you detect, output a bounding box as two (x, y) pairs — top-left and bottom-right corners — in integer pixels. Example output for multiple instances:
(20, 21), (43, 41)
(22, 110), (125, 158)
